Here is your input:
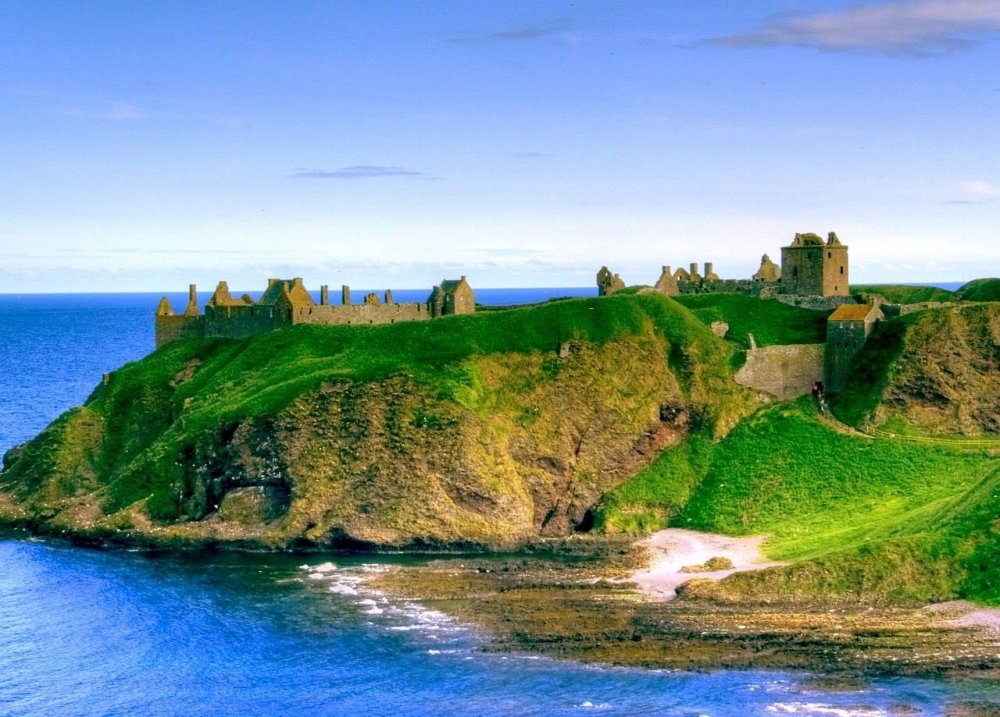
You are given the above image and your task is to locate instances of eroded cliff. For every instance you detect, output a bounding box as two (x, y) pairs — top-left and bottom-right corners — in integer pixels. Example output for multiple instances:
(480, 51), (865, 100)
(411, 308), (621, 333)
(0, 294), (752, 550)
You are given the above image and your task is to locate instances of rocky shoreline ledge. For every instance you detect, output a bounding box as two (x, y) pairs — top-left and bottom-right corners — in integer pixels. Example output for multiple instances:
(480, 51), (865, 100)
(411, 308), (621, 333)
(361, 532), (1000, 680)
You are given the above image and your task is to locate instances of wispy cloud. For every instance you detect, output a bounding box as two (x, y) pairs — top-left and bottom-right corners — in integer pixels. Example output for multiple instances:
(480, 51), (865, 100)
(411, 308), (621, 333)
(290, 166), (426, 180)
(947, 178), (998, 203)
(510, 151), (553, 159)
(711, 0), (1000, 57)
(476, 247), (544, 258)
(447, 18), (574, 44)
(61, 101), (150, 121)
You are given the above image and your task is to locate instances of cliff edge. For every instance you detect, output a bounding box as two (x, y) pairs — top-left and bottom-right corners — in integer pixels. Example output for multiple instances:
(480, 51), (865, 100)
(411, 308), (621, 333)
(0, 294), (752, 550)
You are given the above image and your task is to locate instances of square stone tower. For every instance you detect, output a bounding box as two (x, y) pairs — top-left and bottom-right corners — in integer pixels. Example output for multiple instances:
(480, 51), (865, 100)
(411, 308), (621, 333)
(780, 232), (849, 297)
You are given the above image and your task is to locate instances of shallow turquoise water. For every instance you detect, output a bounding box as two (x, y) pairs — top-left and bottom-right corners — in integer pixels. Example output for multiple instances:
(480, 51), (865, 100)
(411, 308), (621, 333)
(0, 291), (997, 716)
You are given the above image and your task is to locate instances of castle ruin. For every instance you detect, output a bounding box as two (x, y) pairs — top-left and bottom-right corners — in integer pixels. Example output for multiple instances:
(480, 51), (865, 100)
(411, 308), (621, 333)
(597, 231), (850, 302)
(596, 231), (881, 395)
(155, 276), (475, 348)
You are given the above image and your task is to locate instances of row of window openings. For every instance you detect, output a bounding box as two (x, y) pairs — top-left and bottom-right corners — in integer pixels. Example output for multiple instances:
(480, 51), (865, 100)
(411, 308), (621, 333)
(791, 265), (845, 277)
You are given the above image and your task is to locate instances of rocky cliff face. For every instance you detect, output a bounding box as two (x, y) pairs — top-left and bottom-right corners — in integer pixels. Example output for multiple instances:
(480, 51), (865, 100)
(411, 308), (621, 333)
(0, 296), (752, 550)
(859, 304), (1000, 435)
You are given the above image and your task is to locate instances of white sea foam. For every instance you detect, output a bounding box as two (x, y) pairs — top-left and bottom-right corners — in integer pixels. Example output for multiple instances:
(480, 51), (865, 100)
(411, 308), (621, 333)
(765, 703), (886, 716)
(300, 562), (474, 653)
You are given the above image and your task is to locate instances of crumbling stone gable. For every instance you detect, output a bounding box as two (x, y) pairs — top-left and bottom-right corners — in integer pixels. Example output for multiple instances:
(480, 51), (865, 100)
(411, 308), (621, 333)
(596, 266), (626, 296)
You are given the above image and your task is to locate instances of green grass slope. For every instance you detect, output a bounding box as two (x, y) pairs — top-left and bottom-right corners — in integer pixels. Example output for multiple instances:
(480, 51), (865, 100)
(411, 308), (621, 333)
(672, 294), (828, 349)
(956, 278), (1000, 302)
(834, 304), (1000, 435)
(617, 398), (998, 604)
(851, 284), (955, 303)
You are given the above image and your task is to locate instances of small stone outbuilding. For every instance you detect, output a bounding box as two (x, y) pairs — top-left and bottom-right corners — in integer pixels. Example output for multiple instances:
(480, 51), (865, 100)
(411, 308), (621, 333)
(825, 302), (883, 391)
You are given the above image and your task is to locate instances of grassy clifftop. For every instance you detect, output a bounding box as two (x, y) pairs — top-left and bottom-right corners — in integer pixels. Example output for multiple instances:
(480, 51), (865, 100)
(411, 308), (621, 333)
(834, 303), (1000, 435)
(672, 294), (828, 348)
(956, 278), (1000, 302)
(850, 284), (955, 303)
(0, 293), (752, 550)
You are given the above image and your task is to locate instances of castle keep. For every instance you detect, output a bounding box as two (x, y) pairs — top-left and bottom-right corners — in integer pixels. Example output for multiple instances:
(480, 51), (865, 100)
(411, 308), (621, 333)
(781, 232), (848, 297)
(155, 276), (475, 348)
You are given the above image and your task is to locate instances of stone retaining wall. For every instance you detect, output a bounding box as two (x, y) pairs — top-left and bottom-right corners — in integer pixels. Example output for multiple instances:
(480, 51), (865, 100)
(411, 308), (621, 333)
(735, 343), (825, 400)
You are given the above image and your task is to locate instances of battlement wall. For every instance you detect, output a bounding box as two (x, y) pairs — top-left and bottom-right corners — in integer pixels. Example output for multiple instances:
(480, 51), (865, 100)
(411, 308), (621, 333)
(204, 304), (290, 339)
(155, 277), (474, 349)
(294, 302), (430, 326)
(676, 279), (778, 297)
(155, 315), (205, 348)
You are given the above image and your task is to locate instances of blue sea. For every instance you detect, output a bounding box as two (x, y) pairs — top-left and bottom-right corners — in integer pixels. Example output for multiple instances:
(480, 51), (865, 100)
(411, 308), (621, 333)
(1, 290), (997, 717)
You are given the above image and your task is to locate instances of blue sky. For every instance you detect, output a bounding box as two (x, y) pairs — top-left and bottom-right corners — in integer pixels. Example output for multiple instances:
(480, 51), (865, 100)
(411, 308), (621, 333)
(2, 0), (999, 292)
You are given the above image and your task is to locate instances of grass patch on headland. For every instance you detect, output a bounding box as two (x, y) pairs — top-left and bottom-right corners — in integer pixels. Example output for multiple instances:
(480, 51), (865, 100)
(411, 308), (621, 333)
(672, 294), (828, 349)
(956, 277), (1000, 302)
(673, 398), (998, 603)
(851, 284), (955, 303)
(600, 396), (998, 603)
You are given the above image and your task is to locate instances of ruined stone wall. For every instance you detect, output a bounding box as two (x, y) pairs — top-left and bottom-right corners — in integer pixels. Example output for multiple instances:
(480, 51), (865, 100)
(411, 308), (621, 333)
(776, 294), (856, 311)
(204, 305), (290, 339)
(676, 279), (777, 296)
(735, 343), (826, 400)
(155, 315), (205, 348)
(881, 302), (950, 318)
(294, 302), (430, 326)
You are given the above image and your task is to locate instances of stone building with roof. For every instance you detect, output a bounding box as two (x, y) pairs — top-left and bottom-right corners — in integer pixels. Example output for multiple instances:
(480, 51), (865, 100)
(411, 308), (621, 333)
(825, 302), (884, 391)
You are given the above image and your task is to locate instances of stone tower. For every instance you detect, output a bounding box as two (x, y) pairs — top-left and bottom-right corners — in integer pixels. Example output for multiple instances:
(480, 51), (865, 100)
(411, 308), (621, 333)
(780, 232), (849, 297)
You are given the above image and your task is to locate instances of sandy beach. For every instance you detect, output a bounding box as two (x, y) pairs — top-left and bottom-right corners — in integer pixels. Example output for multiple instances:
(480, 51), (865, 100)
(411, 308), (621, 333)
(631, 528), (785, 599)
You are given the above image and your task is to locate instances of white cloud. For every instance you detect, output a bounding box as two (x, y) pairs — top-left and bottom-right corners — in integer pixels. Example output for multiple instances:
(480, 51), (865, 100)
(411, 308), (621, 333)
(289, 166), (426, 180)
(712, 0), (1000, 56)
(947, 179), (999, 203)
(955, 179), (998, 198)
(62, 101), (150, 121)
